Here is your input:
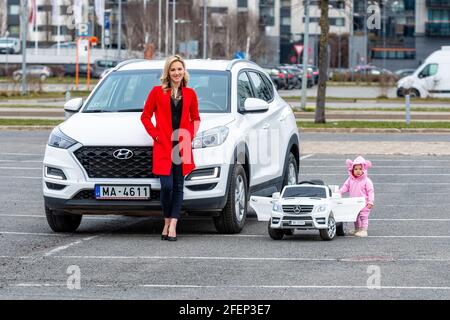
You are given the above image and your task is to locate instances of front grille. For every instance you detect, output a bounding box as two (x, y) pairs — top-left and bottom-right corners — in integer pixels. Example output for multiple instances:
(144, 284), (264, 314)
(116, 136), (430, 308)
(282, 216), (313, 221)
(72, 189), (161, 200)
(282, 205), (314, 214)
(74, 146), (156, 179)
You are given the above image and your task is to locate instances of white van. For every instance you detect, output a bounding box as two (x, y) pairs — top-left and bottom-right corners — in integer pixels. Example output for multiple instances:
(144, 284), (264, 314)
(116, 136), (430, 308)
(397, 46), (450, 98)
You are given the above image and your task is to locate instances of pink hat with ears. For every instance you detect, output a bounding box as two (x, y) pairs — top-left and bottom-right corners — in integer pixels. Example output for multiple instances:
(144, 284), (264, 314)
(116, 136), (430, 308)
(346, 156), (372, 176)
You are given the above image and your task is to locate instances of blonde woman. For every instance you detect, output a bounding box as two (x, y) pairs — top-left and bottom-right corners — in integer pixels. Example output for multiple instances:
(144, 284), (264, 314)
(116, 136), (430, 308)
(141, 55), (201, 241)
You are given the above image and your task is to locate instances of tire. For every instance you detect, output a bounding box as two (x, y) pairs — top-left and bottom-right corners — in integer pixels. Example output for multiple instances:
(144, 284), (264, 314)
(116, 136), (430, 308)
(284, 229), (294, 236)
(396, 88), (405, 98)
(409, 89), (420, 98)
(268, 221), (284, 240)
(45, 205), (82, 232)
(319, 215), (336, 241)
(336, 222), (346, 236)
(39, 74), (47, 81)
(213, 164), (248, 234)
(282, 152), (298, 190)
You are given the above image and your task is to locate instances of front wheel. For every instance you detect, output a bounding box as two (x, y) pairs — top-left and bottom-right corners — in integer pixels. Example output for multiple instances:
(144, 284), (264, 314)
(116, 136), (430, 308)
(45, 205), (82, 232)
(268, 221), (284, 240)
(213, 164), (248, 234)
(336, 222), (346, 236)
(282, 152), (298, 189)
(319, 216), (336, 241)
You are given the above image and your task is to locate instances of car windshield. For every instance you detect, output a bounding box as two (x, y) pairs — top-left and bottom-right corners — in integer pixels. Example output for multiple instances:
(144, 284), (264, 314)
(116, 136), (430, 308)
(282, 186), (327, 198)
(0, 39), (14, 44)
(83, 69), (230, 113)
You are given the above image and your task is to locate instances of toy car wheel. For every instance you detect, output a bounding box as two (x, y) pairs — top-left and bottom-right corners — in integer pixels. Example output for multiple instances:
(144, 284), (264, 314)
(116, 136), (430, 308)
(319, 216), (336, 241)
(336, 222), (347, 236)
(268, 221), (284, 240)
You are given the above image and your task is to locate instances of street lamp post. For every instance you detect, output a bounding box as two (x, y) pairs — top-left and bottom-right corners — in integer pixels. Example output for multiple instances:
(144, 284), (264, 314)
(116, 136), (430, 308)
(117, 0), (122, 60)
(300, 0), (310, 111)
(172, 0), (176, 55)
(20, 0), (27, 95)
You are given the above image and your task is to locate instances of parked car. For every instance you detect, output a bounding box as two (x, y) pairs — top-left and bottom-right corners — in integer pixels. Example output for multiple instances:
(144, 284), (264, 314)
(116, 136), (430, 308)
(43, 59), (301, 234)
(263, 67), (288, 90)
(0, 37), (21, 54)
(394, 68), (415, 80)
(12, 65), (52, 81)
(92, 59), (119, 78)
(278, 66), (299, 89)
(50, 42), (77, 49)
(63, 64), (94, 77)
(250, 180), (366, 241)
(296, 64), (318, 85)
(397, 46), (450, 98)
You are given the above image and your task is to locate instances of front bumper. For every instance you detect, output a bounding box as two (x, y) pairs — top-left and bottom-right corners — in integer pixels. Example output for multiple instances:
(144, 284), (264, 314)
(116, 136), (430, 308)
(269, 211), (330, 230)
(43, 144), (231, 215)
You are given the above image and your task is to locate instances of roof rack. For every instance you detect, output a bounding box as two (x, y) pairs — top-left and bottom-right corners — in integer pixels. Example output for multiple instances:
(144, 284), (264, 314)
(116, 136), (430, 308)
(226, 59), (258, 71)
(114, 58), (149, 71)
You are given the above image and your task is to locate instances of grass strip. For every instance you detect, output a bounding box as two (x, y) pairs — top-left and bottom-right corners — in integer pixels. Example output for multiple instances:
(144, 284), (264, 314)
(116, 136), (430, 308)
(0, 119), (63, 126)
(297, 121), (450, 129)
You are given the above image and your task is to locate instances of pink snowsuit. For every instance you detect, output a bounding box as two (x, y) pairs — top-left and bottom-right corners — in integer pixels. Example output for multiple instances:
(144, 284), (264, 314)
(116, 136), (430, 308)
(340, 156), (375, 230)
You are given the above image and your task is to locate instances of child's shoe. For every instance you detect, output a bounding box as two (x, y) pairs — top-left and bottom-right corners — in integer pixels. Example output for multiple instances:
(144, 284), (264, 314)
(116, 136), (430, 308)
(348, 229), (359, 236)
(354, 229), (368, 237)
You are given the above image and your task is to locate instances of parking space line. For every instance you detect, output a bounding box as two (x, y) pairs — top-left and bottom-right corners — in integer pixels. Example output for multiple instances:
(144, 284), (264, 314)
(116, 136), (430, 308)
(53, 255), (450, 262)
(0, 176), (41, 179)
(0, 214), (127, 220)
(0, 160), (42, 163)
(303, 173), (450, 176)
(7, 283), (450, 291)
(0, 153), (43, 156)
(300, 154), (314, 160)
(44, 235), (100, 257)
(0, 167), (41, 170)
(0, 231), (73, 237)
(301, 165), (450, 168)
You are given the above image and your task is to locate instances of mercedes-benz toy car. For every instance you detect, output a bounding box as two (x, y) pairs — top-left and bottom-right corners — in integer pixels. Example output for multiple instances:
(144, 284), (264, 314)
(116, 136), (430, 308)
(249, 180), (366, 240)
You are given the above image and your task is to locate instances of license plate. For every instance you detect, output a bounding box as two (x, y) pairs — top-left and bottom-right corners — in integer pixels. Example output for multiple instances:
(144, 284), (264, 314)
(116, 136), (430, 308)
(290, 220), (306, 226)
(95, 185), (151, 200)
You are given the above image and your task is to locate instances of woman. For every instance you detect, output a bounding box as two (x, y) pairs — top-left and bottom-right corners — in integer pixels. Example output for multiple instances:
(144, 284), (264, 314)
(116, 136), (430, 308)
(141, 55), (201, 241)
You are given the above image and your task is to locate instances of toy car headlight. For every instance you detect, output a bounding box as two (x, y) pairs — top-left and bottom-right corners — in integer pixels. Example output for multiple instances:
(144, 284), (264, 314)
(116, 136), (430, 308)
(314, 204), (328, 213)
(272, 202), (283, 213)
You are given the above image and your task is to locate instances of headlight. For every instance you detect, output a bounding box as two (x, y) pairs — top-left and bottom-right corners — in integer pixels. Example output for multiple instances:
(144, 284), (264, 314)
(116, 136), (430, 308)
(47, 127), (78, 149)
(272, 201), (283, 213)
(192, 126), (229, 149)
(314, 204), (328, 213)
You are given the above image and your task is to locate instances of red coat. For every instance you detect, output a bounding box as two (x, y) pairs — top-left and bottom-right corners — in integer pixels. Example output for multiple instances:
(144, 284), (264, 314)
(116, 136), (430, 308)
(141, 86), (201, 176)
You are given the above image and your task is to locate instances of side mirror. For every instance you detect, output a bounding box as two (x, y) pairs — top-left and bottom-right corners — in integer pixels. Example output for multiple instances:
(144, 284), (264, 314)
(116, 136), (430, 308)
(272, 192), (280, 199)
(243, 98), (269, 113)
(64, 98), (83, 119)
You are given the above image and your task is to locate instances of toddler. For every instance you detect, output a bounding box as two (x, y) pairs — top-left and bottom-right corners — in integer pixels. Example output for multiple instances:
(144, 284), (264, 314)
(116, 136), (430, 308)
(340, 156), (375, 237)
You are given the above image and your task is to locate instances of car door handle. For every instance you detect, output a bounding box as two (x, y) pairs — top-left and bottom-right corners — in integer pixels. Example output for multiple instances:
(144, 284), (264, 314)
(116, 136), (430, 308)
(263, 123), (270, 129)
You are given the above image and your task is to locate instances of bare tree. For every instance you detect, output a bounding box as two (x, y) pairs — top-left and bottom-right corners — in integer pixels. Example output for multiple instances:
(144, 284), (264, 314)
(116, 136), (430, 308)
(0, 0), (7, 36)
(315, 0), (329, 124)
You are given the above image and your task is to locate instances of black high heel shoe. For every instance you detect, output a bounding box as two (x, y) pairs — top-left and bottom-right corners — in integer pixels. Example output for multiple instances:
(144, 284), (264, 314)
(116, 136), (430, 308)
(167, 235), (177, 241)
(161, 234), (168, 240)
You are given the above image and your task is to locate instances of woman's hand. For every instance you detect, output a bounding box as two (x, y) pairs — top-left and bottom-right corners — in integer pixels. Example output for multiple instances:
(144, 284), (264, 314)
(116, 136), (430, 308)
(366, 203), (373, 209)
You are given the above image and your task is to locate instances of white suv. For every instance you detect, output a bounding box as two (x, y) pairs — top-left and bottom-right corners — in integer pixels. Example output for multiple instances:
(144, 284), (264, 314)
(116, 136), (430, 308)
(43, 59), (300, 234)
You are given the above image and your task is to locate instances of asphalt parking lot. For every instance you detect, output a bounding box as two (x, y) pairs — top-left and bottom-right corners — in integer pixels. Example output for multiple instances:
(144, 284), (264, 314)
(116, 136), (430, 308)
(0, 130), (449, 300)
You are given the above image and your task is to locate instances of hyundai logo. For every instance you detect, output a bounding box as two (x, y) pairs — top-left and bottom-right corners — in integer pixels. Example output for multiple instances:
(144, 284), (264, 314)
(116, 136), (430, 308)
(113, 149), (134, 160)
(293, 205), (301, 214)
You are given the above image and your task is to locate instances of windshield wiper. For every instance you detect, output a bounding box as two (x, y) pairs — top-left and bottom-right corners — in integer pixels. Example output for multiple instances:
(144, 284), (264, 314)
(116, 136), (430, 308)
(84, 110), (112, 113)
(117, 109), (143, 112)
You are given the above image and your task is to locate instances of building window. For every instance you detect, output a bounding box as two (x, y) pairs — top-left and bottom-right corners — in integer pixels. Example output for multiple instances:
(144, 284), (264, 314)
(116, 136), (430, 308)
(9, 5), (20, 15)
(371, 48), (416, 59)
(237, 0), (248, 8)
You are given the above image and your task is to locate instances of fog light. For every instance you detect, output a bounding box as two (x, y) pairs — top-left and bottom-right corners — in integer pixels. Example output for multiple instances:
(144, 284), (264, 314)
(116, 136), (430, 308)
(45, 166), (67, 180)
(186, 167), (220, 181)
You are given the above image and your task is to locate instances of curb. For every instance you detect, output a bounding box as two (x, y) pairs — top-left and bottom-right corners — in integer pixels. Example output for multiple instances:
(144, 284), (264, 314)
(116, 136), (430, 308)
(1, 125), (450, 133)
(299, 128), (450, 133)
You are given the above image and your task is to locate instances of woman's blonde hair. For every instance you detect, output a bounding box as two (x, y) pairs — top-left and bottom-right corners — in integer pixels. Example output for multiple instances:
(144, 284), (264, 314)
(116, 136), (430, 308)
(160, 54), (189, 93)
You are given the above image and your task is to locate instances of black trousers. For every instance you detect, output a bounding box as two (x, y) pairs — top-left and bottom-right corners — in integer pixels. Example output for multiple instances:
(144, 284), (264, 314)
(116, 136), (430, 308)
(159, 162), (184, 219)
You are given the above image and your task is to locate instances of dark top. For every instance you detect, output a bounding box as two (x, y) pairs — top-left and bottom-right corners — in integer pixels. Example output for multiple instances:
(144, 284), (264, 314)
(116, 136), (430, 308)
(171, 95), (182, 161)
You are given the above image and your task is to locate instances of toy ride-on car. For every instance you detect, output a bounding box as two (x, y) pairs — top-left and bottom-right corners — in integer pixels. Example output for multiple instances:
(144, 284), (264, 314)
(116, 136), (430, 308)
(249, 180), (366, 241)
